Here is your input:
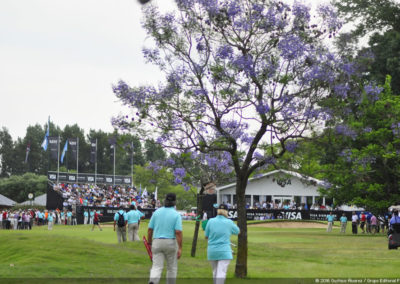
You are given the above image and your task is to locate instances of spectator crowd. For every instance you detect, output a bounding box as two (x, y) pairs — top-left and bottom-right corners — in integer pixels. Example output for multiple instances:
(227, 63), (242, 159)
(53, 183), (161, 210)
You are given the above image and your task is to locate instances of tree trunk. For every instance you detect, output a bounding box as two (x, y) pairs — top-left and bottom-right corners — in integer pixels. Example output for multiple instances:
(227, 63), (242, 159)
(191, 193), (204, 257)
(235, 179), (247, 278)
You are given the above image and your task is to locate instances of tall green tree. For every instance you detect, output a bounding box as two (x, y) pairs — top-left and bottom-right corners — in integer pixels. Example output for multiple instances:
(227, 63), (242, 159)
(334, 0), (400, 93)
(318, 76), (400, 213)
(112, 0), (350, 277)
(0, 127), (14, 177)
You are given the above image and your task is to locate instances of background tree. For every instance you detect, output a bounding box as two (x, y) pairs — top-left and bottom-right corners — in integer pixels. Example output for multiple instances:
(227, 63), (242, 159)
(0, 127), (14, 177)
(317, 76), (400, 213)
(334, 0), (400, 94)
(113, 0), (347, 277)
(0, 173), (47, 203)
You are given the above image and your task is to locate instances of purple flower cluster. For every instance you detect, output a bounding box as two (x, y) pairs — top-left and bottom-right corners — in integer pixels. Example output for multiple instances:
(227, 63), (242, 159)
(334, 83), (350, 99)
(335, 125), (357, 140)
(364, 84), (383, 102)
(173, 168), (186, 184)
(278, 35), (306, 60)
(216, 45), (234, 60)
(256, 103), (270, 114)
(285, 141), (298, 153)
(391, 123), (400, 136)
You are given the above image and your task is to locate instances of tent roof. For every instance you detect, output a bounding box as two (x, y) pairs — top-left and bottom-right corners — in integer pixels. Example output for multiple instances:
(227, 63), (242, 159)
(0, 193), (16, 206)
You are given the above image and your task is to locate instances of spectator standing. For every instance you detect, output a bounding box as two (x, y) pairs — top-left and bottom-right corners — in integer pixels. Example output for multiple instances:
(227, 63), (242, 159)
(83, 210), (89, 225)
(47, 210), (54, 230)
(205, 203), (240, 284)
(126, 204), (144, 241)
(113, 206), (128, 243)
(2, 211), (7, 229)
(340, 213), (347, 234)
(89, 209), (94, 225)
(326, 212), (334, 232)
(360, 212), (366, 233)
(370, 214), (378, 234)
(91, 210), (103, 231)
(148, 193), (182, 284)
(351, 211), (358, 234)
(67, 210), (72, 225)
(366, 212), (372, 233)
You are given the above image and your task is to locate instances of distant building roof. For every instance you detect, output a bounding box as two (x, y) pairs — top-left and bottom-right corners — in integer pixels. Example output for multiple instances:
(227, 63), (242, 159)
(217, 169), (325, 192)
(0, 194), (16, 207)
(20, 194), (46, 206)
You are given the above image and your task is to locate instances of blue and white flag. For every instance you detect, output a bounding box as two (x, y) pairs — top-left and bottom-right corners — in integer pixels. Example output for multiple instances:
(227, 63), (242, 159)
(61, 140), (68, 163)
(41, 116), (50, 151)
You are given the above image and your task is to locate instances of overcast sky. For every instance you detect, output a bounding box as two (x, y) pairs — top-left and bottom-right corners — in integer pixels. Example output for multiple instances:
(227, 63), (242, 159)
(0, 0), (328, 140)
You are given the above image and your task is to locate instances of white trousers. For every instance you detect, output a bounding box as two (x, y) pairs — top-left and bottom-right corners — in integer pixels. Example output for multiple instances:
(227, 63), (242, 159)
(210, 259), (231, 284)
(48, 221), (53, 230)
(84, 216), (88, 225)
(128, 223), (139, 241)
(149, 239), (178, 284)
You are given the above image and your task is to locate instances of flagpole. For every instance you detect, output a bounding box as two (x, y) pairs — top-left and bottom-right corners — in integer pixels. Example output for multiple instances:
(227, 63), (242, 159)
(57, 135), (60, 184)
(113, 145), (116, 186)
(131, 141), (133, 188)
(95, 139), (97, 186)
(76, 137), (79, 183)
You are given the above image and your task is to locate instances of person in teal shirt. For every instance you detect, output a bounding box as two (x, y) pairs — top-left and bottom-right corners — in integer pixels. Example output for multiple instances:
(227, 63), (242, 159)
(148, 193), (182, 284)
(126, 204), (144, 241)
(340, 213), (348, 234)
(113, 207), (127, 243)
(327, 212), (335, 232)
(47, 211), (54, 231)
(83, 211), (89, 225)
(205, 203), (240, 284)
(89, 210), (94, 225)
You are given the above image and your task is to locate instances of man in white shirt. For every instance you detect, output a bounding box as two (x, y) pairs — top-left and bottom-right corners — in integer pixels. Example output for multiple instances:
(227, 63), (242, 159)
(351, 211), (359, 234)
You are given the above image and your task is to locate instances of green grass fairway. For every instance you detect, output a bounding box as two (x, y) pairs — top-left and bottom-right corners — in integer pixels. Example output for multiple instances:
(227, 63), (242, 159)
(0, 221), (399, 282)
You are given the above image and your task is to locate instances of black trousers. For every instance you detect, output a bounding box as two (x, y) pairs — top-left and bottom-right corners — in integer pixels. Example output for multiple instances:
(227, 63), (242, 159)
(352, 222), (358, 234)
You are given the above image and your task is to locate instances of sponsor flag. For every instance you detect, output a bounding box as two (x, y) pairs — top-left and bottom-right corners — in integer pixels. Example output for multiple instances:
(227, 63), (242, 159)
(68, 138), (78, 161)
(90, 139), (97, 164)
(154, 187), (158, 201)
(48, 136), (59, 160)
(61, 140), (68, 163)
(41, 116), (50, 150)
(24, 143), (31, 163)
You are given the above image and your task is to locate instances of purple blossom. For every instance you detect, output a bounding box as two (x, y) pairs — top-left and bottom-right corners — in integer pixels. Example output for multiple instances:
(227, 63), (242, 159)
(278, 35), (306, 60)
(391, 122), (400, 136)
(232, 55), (255, 76)
(285, 141), (298, 153)
(339, 149), (352, 163)
(216, 45), (234, 60)
(334, 83), (350, 99)
(148, 161), (162, 173)
(335, 125), (357, 140)
(364, 84), (383, 102)
(256, 103), (270, 114)
(227, 1), (241, 18)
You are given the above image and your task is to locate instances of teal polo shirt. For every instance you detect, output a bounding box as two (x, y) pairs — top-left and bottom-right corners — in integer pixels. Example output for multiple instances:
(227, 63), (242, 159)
(205, 215), (240, 261)
(148, 207), (182, 239)
(126, 210), (143, 224)
(47, 214), (53, 222)
(340, 216), (347, 223)
(114, 210), (127, 222)
(327, 215), (334, 222)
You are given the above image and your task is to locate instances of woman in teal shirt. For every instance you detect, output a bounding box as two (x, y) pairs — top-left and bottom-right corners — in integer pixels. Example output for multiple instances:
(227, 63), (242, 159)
(205, 203), (239, 284)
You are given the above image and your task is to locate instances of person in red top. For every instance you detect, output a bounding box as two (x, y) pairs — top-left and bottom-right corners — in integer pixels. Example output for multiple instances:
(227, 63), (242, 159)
(2, 211), (7, 229)
(91, 210), (103, 231)
(360, 212), (366, 233)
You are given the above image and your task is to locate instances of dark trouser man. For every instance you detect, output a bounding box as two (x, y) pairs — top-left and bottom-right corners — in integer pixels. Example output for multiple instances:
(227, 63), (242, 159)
(352, 222), (358, 234)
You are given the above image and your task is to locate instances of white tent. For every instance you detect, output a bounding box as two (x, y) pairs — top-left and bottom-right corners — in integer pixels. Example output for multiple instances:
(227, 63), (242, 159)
(0, 193), (16, 207)
(19, 194), (46, 207)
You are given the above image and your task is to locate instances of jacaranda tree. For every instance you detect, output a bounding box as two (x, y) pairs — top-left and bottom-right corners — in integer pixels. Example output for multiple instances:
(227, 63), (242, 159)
(113, 0), (348, 277)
